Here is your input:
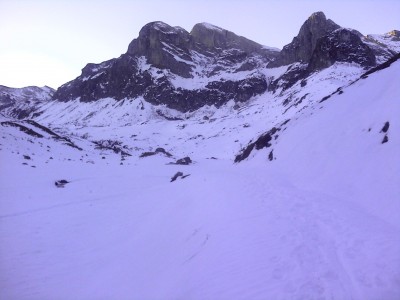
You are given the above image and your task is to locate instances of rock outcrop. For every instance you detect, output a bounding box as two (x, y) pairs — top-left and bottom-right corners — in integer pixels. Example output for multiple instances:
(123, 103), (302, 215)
(266, 12), (400, 92)
(127, 22), (193, 78)
(269, 12), (340, 68)
(308, 28), (376, 70)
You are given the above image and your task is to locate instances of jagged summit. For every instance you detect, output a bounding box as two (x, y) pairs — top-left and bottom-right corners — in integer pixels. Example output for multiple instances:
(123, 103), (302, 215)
(268, 11), (400, 72)
(308, 11), (332, 23)
(127, 21), (193, 77)
(269, 11), (340, 67)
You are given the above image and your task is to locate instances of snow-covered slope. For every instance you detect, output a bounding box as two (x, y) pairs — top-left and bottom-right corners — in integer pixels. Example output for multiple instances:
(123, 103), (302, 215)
(24, 61), (365, 162)
(1, 11), (399, 300)
(1, 56), (399, 300)
(363, 30), (400, 63)
(241, 56), (400, 228)
(0, 85), (54, 119)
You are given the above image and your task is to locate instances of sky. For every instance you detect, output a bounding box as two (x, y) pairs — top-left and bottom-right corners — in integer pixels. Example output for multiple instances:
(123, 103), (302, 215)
(1, 0), (399, 89)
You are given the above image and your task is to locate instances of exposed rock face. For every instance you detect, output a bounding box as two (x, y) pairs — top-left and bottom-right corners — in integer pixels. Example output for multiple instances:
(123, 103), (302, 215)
(127, 22), (193, 78)
(269, 12), (340, 67)
(388, 30), (400, 39)
(52, 21), (278, 112)
(266, 12), (400, 92)
(309, 28), (376, 70)
(191, 23), (274, 57)
(268, 11), (399, 74)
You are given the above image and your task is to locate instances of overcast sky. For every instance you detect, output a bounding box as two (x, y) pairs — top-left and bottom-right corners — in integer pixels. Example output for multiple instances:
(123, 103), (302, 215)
(1, 0), (399, 89)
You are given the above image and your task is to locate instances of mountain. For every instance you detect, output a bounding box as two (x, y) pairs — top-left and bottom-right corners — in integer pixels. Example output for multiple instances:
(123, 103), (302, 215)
(0, 85), (54, 119)
(269, 11), (393, 71)
(52, 21), (278, 112)
(29, 12), (400, 117)
(1, 12), (400, 300)
(362, 30), (400, 63)
(1, 13), (399, 118)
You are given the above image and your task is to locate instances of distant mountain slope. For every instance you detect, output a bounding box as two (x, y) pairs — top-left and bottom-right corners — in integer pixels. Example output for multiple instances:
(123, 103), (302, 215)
(0, 85), (54, 119)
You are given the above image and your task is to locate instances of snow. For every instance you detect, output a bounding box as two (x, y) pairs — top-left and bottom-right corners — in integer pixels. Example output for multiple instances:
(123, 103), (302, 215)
(257, 60), (400, 229)
(161, 42), (194, 65)
(136, 56), (151, 72)
(199, 22), (225, 32)
(1, 57), (400, 299)
(152, 21), (178, 35)
(367, 33), (400, 53)
(170, 69), (261, 90)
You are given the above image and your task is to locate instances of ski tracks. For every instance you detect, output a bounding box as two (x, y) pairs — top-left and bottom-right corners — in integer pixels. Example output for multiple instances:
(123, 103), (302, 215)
(237, 170), (400, 299)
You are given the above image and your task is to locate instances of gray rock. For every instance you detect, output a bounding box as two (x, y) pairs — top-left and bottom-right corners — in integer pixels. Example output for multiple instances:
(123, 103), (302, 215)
(55, 179), (69, 188)
(127, 22), (193, 78)
(308, 28), (376, 70)
(191, 23), (279, 58)
(170, 172), (184, 182)
(269, 12), (340, 68)
(175, 157), (192, 165)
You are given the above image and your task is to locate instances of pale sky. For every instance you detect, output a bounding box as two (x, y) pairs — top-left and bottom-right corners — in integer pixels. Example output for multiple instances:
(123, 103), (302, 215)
(1, 0), (399, 89)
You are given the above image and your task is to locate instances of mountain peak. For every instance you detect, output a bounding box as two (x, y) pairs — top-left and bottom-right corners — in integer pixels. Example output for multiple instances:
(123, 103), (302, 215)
(308, 11), (327, 21)
(268, 11), (341, 67)
(142, 21), (190, 35)
(126, 21), (193, 77)
(387, 30), (400, 38)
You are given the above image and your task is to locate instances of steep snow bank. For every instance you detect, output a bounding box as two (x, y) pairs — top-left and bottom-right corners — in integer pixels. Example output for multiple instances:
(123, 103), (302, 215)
(249, 59), (400, 229)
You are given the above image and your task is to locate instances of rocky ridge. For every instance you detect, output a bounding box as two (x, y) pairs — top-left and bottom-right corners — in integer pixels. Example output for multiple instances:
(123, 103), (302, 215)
(52, 21), (278, 112)
(1, 12), (399, 117)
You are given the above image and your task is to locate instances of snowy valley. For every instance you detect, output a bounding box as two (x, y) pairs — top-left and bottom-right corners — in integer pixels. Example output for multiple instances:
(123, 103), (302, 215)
(1, 12), (400, 300)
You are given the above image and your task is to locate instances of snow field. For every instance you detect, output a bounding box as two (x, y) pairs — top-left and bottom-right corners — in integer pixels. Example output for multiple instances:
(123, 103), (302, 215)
(1, 156), (399, 299)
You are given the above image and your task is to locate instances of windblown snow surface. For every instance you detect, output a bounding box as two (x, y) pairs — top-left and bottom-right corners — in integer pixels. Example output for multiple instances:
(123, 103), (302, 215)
(1, 61), (400, 300)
